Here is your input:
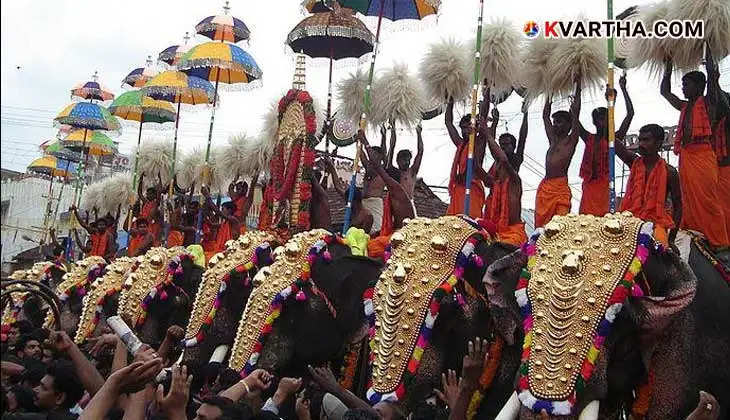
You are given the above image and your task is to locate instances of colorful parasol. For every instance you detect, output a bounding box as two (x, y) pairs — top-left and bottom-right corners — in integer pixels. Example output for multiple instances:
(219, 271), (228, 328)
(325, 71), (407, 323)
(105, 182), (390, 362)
(42, 140), (84, 162)
(54, 102), (121, 133)
(61, 129), (117, 157)
(287, 5), (374, 152)
(70, 71), (115, 103)
(340, 0), (440, 232)
(159, 32), (193, 67)
(122, 56), (162, 89)
(27, 155), (72, 177)
(178, 42), (262, 87)
(195, 0), (250, 43)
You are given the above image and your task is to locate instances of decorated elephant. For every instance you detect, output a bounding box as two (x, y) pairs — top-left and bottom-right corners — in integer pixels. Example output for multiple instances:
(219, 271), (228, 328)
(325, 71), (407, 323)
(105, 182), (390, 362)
(117, 247), (203, 349)
(44, 256), (107, 336)
(481, 212), (729, 420)
(73, 257), (136, 344)
(181, 231), (279, 392)
(227, 228), (383, 388)
(2, 264), (52, 329)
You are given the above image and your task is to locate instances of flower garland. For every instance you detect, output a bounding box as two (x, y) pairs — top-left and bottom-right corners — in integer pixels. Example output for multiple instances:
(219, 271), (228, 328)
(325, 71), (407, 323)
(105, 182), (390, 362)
(182, 243), (274, 348)
(514, 224), (653, 415)
(365, 235), (484, 404)
(466, 336), (505, 419)
(137, 254), (193, 326)
(241, 234), (335, 377)
(339, 340), (362, 391)
(59, 263), (105, 303)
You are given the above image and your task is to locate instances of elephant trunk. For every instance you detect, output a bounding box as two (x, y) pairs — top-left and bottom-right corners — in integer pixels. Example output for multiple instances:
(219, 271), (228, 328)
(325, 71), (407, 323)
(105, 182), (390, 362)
(495, 391), (520, 420)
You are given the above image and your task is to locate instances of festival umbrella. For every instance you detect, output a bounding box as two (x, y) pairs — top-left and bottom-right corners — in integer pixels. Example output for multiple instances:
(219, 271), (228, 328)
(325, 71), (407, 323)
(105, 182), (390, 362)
(286, 4), (374, 152)
(61, 129), (117, 157)
(43, 140), (84, 162)
(195, 0), (250, 43)
(37, 142), (82, 237)
(122, 56), (162, 89)
(141, 71), (215, 181)
(71, 71), (115, 103)
(158, 32), (193, 67)
(108, 90), (176, 187)
(336, 0), (440, 232)
(28, 155), (72, 178)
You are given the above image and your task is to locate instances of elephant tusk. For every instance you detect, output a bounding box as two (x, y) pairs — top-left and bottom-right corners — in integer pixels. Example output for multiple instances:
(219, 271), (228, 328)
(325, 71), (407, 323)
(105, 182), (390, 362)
(578, 400), (600, 420)
(495, 391), (520, 420)
(210, 345), (230, 364)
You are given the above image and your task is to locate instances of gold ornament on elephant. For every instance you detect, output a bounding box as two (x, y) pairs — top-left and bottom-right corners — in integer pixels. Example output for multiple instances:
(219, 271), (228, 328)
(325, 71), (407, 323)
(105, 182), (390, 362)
(1, 265), (50, 326)
(74, 257), (135, 344)
(185, 231), (279, 344)
(526, 213), (643, 400)
(44, 256), (106, 329)
(229, 229), (330, 372)
(117, 247), (186, 327)
(371, 216), (479, 394)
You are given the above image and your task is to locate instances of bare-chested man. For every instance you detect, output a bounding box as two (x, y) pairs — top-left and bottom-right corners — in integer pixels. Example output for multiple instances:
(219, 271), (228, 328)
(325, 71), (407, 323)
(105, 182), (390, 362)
(323, 155), (373, 234)
(535, 78), (581, 228)
(577, 73), (634, 216)
(484, 104), (527, 246)
(361, 143), (387, 235)
(395, 124), (424, 210)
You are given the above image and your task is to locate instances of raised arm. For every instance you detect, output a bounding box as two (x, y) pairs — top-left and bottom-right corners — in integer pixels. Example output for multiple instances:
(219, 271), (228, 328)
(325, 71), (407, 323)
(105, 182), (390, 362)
(569, 79), (582, 146)
(516, 101), (529, 166)
(487, 108), (519, 181)
(71, 205), (91, 233)
(227, 174), (238, 200)
(543, 96), (556, 144)
(323, 156), (347, 195)
(137, 172), (146, 203)
(49, 227), (61, 249)
(240, 173), (259, 222)
(445, 97), (462, 146)
(661, 60), (684, 111)
(387, 122), (396, 168)
(73, 229), (90, 253)
(616, 73), (635, 140)
(614, 135), (637, 167)
(479, 81), (491, 120)
(412, 124), (424, 175)
(667, 165), (682, 244)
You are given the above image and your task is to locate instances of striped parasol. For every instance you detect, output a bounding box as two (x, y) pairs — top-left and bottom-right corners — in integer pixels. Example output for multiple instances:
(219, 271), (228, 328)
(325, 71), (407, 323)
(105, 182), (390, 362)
(61, 129), (117, 157)
(195, 0), (250, 43)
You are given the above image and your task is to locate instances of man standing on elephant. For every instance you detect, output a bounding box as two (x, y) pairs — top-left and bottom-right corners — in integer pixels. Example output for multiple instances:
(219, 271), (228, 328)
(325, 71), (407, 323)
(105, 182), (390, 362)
(616, 124), (682, 247)
(661, 59), (729, 247)
(535, 77), (581, 228)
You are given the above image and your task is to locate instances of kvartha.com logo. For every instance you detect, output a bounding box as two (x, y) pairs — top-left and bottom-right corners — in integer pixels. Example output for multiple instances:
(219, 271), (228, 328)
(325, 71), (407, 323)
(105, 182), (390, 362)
(523, 19), (704, 39)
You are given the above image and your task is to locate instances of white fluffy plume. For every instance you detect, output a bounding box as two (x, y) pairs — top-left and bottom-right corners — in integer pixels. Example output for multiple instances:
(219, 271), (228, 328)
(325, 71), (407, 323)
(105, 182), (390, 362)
(519, 37), (559, 99)
(628, 2), (672, 74)
(480, 19), (523, 98)
(216, 133), (274, 181)
(336, 70), (369, 123)
(179, 148), (225, 192)
(419, 38), (471, 103)
(99, 173), (134, 215)
(261, 99), (280, 147)
(547, 37), (607, 97)
(662, 0), (730, 71)
(370, 63), (426, 128)
(132, 139), (177, 185)
(81, 182), (103, 213)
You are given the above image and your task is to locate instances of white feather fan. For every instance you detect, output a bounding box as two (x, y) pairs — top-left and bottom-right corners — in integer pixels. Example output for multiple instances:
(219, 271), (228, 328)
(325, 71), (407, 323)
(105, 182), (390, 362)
(663, 0), (730, 71)
(336, 70), (370, 123)
(628, 2), (672, 74)
(546, 37), (607, 97)
(217, 134), (253, 181)
(80, 182), (103, 213)
(180, 148), (225, 192)
(370, 63), (426, 128)
(419, 38), (471, 104)
(480, 19), (523, 98)
(99, 173), (134, 215)
(132, 139), (177, 185)
(261, 99), (280, 147)
(519, 37), (559, 99)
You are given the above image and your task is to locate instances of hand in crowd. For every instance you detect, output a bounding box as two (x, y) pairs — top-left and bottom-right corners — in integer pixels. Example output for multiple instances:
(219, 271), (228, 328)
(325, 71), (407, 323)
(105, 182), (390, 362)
(86, 333), (118, 357)
(461, 337), (489, 388)
(165, 325), (185, 341)
(48, 330), (74, 354)
(295, 392), (312, 420)
(686, 391), (720, 420)
(155, 364), (193, 419)
(110, 358), (162, 394)
(273, 377), (303, 407)
(244, 368), (273, 393)
(308, 365), (340, 395)
(434, 369), (460, 409)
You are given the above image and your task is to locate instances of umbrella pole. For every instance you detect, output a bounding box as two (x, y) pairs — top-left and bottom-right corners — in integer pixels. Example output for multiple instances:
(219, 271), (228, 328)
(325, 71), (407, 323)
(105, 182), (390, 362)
(196, 72), (221, 244)
(51, 160), (73, 230)
(325, 44), (334, 154)
(41, 175), (55, 245)
(77, 129), (93, 206)
(73, 128), (89, 207)
(164, 99), (182, 247)
(464, 0), (485, 215)
(343, 0), (385, 233)
(125, 120), (144, 251)
(606, 0), (617, 213)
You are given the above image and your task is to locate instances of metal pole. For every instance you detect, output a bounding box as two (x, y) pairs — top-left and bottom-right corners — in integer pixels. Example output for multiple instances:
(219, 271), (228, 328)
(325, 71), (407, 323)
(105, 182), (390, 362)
(196, 71), (221, 243)
(343, 0), (385, 233)
(325, 42), (334, 154)
(464, 0), (486, 214)
(607, 0), (617, 213)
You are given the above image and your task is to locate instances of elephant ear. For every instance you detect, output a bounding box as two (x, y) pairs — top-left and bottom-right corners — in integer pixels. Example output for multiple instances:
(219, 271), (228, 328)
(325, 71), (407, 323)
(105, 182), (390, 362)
(483, 249), (526, 345)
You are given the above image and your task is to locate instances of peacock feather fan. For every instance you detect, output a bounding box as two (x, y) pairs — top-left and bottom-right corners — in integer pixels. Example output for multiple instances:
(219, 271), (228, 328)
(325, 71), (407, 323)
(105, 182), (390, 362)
(370, 63), (426, 128)
(480, 19), (524, 99)
(336, 70), (370, 124)
(546, 37), (607, 98)
(132, 139), (177, 186)
(419, 38), (471, 104)
(628, 2), (672, 75)
(519, 36), (559, 100)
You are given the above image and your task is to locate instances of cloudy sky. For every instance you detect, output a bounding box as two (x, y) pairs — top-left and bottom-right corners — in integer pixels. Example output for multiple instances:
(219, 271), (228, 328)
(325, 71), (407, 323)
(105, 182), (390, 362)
(2, 0), (729, 211)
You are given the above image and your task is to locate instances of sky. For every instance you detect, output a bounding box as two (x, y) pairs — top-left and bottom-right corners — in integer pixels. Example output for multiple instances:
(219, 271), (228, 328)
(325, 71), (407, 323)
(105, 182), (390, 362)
(2, 0), (729, 211)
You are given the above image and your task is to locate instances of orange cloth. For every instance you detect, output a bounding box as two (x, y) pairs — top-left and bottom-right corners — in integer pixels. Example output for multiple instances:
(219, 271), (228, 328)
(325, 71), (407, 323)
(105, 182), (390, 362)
(167, 230), (184, 247)
(580, 134), (609, 180)
(674, 96), (713, 153)
(89, 232), (106, 257)
(381, 193), (394, 236)
(215, 221), (233, 253)
(233, 196), (246, 219)
(714, 116), (728, 160)
(620, 157), (675, 235)
(678, 143), (729, 247)
(484, 177), (525, 245)
(718, 165), (730, 238)
(579, 177), (610, 216)
(498, 222), (527, 247)
(653, 225), (669, 247)
(201, 222), (217, 261)
(367, 235), (392, 259)
(128, 233), (144, 257)
(447, 141), (485, 218)
(534, 177), (572, 228)
(140, 201), (161, 245)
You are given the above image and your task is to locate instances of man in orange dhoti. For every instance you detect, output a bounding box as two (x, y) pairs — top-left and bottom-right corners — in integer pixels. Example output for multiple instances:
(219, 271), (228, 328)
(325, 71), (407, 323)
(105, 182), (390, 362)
(535, 79), (582, 228)
(137, 173), (162, 246)
(708, 60), (730, 241)
(203, 187), (241, 255)
(578, 74), (634, 216)
(228, 173), (258, 234)
(616, 124), (681, 246)
(661, 62), (729, 247)
(128, 218), (154, 257)
(484, 106), (527, 246)
(444, 89), (489, 219)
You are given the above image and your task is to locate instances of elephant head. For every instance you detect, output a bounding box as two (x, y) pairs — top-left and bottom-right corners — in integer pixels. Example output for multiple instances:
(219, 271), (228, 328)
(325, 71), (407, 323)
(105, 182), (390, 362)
(117, 247), (203, 349)
(364, 215), (517, 411)
(228, 229), (383, 383)
(2, 265), (52, 330)
(181, 231), (280, 391)
(74, 257), (135, 345)
(45, 256), (107, 336)
(484, 212), (726, 420)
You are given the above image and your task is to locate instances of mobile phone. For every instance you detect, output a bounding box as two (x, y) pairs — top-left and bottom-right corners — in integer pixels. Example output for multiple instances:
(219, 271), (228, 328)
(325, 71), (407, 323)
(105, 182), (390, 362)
(106, 316), (143, 354)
